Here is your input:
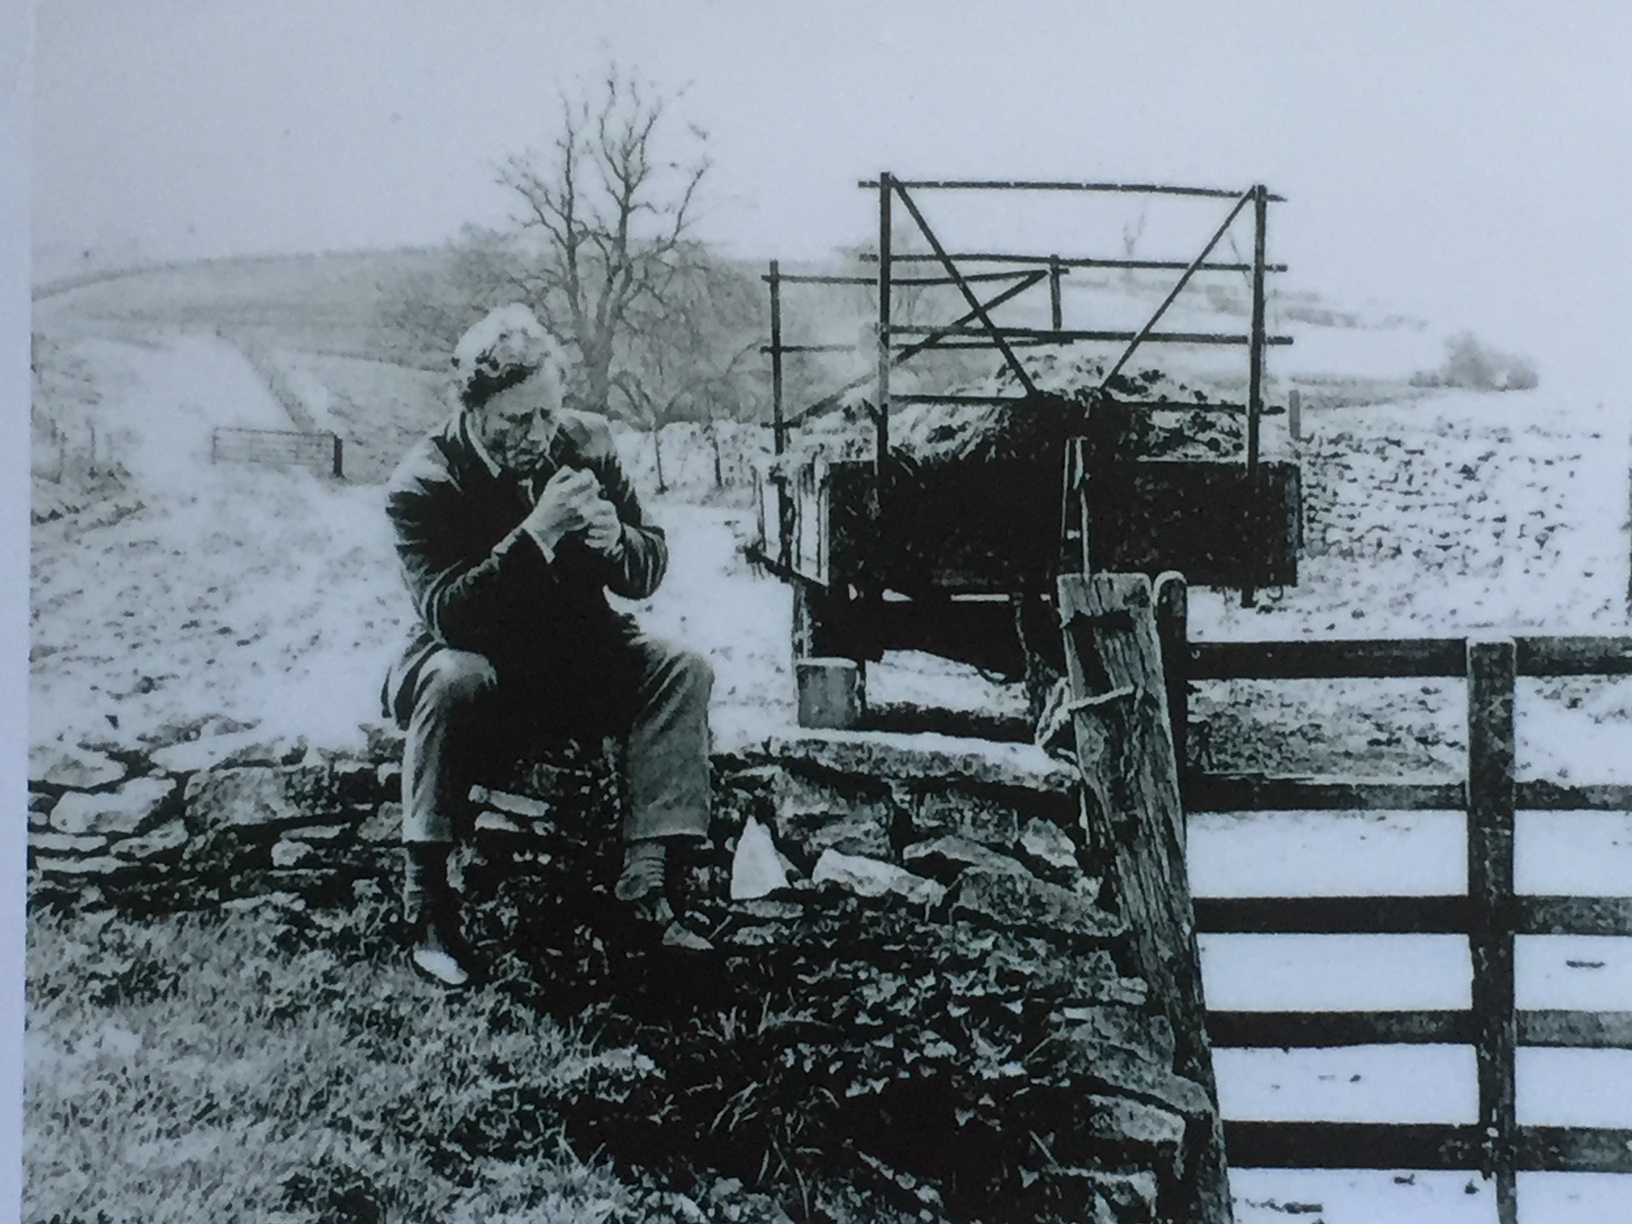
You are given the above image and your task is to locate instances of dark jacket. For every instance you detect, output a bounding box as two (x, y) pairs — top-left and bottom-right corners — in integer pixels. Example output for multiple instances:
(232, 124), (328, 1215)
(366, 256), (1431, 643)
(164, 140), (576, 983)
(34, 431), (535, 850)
(381, 409), (666, 724)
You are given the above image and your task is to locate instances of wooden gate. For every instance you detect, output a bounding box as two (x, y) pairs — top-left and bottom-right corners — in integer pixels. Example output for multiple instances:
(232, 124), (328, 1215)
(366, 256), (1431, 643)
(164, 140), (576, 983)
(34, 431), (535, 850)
(1156, 580), (1632, 1224)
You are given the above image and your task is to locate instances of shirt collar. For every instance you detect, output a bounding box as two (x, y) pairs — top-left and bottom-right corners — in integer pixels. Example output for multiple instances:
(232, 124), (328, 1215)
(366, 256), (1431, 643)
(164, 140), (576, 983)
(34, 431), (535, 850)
(463, 411), (504, 479)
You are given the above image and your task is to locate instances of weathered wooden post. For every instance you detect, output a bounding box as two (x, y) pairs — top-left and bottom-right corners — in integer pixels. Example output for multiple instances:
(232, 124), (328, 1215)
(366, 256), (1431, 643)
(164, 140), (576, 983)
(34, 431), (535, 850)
(1058, 571), (1233, 1224)
(1467, 638), (1519, 1224)
(1287, 387), (1302, 442)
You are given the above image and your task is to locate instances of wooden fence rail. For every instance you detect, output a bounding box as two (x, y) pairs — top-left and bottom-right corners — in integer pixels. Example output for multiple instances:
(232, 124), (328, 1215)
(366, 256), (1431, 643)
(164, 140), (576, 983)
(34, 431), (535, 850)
(210, 427), (343, 478)
(1163, 588), (1632, 1224)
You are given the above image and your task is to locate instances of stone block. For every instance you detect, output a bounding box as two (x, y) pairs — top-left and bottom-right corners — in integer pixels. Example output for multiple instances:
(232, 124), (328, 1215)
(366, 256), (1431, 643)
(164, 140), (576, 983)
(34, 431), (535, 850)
(185, 765), (351, 830)
(730, 816), (789, 900)
(902, 835), (1026, 882)
(1018, 817), (1083, 883)
(948, 869), (1123, 939)
(149, 731), (308, 774)
(796, 658), (864, 730)
(914, 790), (1020, 848)
(29, 831), (110, 856)
(768, 769), (894, 864)
(271, 839), (316, 868)
(33, 854), (127, 879)
(1080, 1093), (1186, 1151)
(281, 823), (352, 844)
(50, 777), (177, 837)
(1048, 1025), (1211, 1119)
(756, 732), (1079, 796)
(29, 744), (126, 791)
(109, 819), (190, 861)
(812, 849), (945, 907)
(357, 802), (402, 844)
(28, 792), (57, 815)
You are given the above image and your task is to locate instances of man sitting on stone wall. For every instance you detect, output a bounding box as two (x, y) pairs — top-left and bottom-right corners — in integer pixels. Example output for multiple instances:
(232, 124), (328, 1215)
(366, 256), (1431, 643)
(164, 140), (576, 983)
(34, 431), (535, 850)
(382, 304), (715, 987)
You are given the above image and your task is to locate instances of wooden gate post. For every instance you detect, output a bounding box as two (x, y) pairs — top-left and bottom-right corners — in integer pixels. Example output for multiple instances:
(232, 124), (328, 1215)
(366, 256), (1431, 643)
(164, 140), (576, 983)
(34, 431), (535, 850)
(1468, 639), (1519, 1224)
(1059, 571), (1233, 1224)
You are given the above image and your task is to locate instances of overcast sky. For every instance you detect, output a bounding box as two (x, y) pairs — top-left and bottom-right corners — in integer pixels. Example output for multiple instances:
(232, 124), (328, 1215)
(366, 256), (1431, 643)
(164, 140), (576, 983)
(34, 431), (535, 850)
(29, 1), (1632, 395)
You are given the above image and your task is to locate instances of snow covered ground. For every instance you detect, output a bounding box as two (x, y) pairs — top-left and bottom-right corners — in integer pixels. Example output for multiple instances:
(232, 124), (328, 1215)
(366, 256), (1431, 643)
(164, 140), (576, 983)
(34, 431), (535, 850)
(29, 328), (1632, 1222)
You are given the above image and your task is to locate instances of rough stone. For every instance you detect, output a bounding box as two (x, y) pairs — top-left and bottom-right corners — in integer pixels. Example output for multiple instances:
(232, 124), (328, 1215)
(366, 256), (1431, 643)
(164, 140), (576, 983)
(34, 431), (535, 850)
(914, 790), (1021, 847)
(1018, 817), (1083, 882)
(185, 765), (354, 830)
(28, 792), (57, 815)
(30, 744), (126, 791)
(29, 831), (110, 856)
(752, 731), (1079, 795)
(949, 868), (1123, 939)
(271, 839), (317, 868)
(811, 849), (946, 907)
(1049, 1025), (1212, 1118)
(109, 819), (190, 861)
(149, 731), (308, 774)
(281, 823), (352, 844)
(767, 769), (894, 864)
(50, 776), (177, 837)
(730, 816), (789, 900)
(33, 854), (128, 878)
(902, 835), (1025, 881)
(357, 802), (401, 843)
(1081, 1093), (1186, 1150)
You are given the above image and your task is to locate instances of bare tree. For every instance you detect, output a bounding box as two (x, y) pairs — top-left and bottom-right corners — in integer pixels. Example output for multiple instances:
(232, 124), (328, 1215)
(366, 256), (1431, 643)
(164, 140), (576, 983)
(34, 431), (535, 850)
(614, 248), (762, 492)
(496, 67), (710, 416)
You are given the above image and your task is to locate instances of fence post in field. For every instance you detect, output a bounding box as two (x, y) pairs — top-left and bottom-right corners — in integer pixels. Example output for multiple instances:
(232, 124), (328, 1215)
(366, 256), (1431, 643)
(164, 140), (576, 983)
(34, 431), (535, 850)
(1058, 571), (1233, 1224)
(331, 434), (344, 479)
(1467, 638), (1519, 1224)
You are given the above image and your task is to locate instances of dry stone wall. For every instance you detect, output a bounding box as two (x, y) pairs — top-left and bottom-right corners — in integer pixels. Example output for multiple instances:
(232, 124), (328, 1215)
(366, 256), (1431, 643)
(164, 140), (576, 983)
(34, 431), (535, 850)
(29, 730), (1210, 1224)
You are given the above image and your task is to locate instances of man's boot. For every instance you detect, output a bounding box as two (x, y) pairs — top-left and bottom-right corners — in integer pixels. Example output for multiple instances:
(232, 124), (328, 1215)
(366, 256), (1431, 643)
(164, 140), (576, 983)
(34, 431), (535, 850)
(615, 837), (714, 951)
(404, 842), (474, 987)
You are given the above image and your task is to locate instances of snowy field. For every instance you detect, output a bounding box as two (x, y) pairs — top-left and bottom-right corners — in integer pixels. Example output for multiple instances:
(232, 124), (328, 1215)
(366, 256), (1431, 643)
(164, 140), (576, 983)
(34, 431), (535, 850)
(28, 321), (1632, 1222)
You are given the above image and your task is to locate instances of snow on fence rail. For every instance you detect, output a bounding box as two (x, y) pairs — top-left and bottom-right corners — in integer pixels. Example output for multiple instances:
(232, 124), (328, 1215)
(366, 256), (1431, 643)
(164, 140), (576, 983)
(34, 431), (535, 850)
(1157, 580), (1632, 1224)
(210, 426), (343, 477)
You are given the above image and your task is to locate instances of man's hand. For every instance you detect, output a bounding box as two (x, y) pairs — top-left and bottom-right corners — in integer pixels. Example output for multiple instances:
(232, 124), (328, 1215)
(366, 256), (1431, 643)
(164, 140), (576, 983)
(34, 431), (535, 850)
(520, 467), (601, 555)
(580, 492), (624, 558)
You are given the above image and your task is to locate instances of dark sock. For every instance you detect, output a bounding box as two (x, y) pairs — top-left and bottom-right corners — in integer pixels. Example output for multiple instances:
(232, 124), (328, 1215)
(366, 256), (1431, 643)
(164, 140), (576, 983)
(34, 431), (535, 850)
(403, 842), (452, 923)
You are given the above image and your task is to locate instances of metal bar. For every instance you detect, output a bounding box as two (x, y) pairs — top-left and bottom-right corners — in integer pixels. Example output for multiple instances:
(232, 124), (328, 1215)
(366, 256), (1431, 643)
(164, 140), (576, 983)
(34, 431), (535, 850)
(1208, 1009), (1475, 1048)
(889, 325), (1294, 346)
(1519, 1010), (1632, 1048)
(1515, 635), (1632, 675)
(765, 268), (1040, 286)
(877, 174), (892, 465)
(1048, 255), (1063, 330)
(1247, 185), (1268, 479)
(1467, 639), (1519, 1224)
(1101, 189), (1254, 389)
(859, 251), (1288, 272)
(1516, 780), (1632, 811)
(858, 178), (1286, 202)
(1186, 637), (1468, 680)
(777, 271), (1047, 431)
(1194, 894), (1472, 935)
(1183, 774), (1466, 812)
(1224, 1121), (1481, 1170)
(769, 260), (784, 457)
(890, 179), (1038, 397)
(758, 343), (859, 355)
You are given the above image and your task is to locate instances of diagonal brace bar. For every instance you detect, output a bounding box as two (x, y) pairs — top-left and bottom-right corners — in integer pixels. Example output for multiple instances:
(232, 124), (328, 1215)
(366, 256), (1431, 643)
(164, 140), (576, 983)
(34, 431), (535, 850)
(780, 271), (1047, 430)
(891, 180), (1039, 398)
(1101, 188), (1255, 389)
